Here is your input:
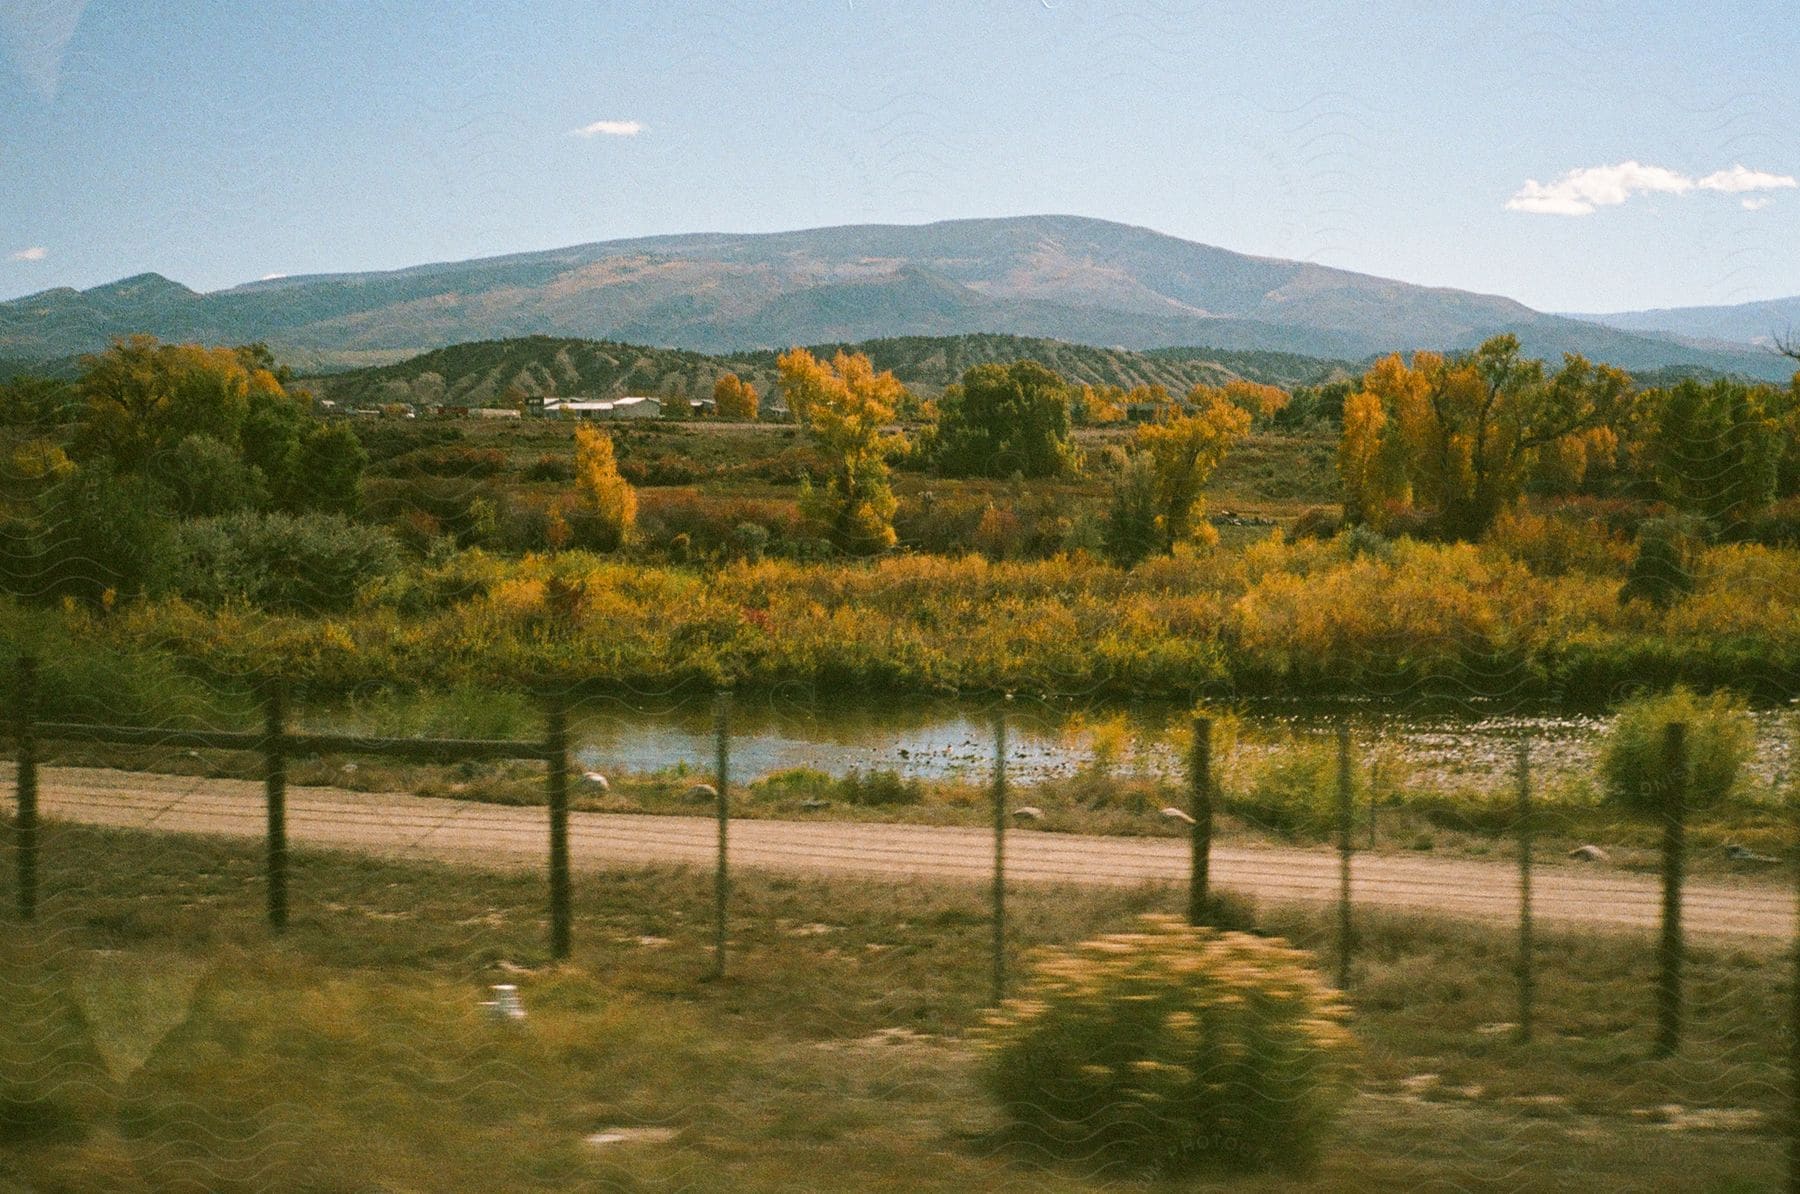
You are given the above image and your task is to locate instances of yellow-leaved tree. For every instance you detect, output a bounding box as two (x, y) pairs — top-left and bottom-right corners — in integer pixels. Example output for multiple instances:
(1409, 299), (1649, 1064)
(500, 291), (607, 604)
(1105, 392), (1251, 564)
(1188, 378), (1290, 423)
(776, 347), (909, 555)
(571, 423), (636, 551)
(1337, 336), (1628, 539)
(713, 373), (759, 421)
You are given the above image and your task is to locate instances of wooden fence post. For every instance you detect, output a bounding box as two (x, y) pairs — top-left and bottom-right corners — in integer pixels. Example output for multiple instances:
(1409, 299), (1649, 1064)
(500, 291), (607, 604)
(1188, 715), (1213, 925)
(545, 696), (571, 960)
(712, 691), (730, 980)
(1336, 723), (1354, 990)
(1516, 739), (1534, 1044)
(991, 706), (1007, 1005)
(1655, 721), (1688, 1058)
(13, 654), (38, 921)
(263, 679), (288, 933)
(1789, 734), (1800, 1194)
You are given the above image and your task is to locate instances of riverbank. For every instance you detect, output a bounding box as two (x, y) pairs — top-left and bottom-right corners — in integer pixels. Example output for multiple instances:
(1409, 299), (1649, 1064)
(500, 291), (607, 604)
(8, 532), (1800, 712)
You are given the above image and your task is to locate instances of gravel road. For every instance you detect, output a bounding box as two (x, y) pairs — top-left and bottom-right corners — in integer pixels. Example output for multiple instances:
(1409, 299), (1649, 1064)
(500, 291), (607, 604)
(14, 764), (1795, 942)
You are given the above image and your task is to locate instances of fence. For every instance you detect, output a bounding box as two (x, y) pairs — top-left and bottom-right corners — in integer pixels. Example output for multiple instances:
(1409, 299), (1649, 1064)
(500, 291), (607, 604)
(5, 658), (1798, 1186)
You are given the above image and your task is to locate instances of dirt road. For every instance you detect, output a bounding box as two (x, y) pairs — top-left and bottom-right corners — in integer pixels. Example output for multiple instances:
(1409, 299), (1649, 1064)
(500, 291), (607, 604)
(13, 763), (1796, 942)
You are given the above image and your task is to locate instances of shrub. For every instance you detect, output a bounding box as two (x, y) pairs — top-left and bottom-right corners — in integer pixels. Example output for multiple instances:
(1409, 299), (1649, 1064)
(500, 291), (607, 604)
(155, 511), (401, 613)
(835, 768), (922, 806)
(16, 463), (171, 602)
(1486, 508), (1630, 577)
(979, 916), (1355, 1174)
(1618, 517), (1702, 608)
(730, 522), (770, 564)
(523, 453), (574, 482)
(1599, 685), (1755, 814)
(1290, 507), (1343, 541)
(750, 767), (834, 802)
(1236, 743), (1363, 840)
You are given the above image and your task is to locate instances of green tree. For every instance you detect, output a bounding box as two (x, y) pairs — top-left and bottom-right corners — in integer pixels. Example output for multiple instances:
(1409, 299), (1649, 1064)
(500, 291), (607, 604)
(30, 463), (170, 601)
(74, 336), (285, 468)
(0, 375), (79, 433)
(288, 423), (368, 516)
(153, 434), (267, 518)
(1645, 378), (1780, 528)
(1102, 450), (1161, 567)
(241, 385), (306, 498)
(930, 360), (1076, 478)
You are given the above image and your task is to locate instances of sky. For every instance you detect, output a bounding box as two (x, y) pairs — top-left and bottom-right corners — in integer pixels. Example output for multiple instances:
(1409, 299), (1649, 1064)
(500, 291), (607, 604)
(2, 0), (1798, 313)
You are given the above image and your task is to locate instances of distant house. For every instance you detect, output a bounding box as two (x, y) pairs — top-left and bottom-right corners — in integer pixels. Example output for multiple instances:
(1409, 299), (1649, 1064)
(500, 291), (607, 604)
(608, 395), (661, 419)
(541, 395), (662, 420)
(472, 407), (522, 420)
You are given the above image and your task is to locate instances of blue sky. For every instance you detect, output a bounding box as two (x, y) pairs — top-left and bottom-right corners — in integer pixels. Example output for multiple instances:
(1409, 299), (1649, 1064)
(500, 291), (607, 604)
(2, 0), (1797, 313)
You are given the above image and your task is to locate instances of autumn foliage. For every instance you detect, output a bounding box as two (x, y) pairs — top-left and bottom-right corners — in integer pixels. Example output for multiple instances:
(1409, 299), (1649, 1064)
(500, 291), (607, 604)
(712, 373), (759, 421)
(776, 347), (909, 555)
(571, 423), (636, 551)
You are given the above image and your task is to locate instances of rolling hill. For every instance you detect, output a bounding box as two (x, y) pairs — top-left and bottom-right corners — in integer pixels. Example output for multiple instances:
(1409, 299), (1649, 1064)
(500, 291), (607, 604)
(313, 333), (1353, 409)
(1, 214), (1792, 379)
(1566, 295), (1800, 355)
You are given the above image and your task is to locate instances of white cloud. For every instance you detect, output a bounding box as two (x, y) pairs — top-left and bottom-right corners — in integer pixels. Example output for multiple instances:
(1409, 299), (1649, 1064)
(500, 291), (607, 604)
(1507, 160), (1796, 216)
(1743, 196), (1774, 211)
(9, 246), (47, 261)
(1697, 165), (1796, 193)
(571, 119), (643, 138)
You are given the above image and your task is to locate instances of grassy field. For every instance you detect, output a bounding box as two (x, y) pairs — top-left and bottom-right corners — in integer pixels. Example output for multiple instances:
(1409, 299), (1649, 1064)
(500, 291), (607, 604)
(1, 820), (1790, 1191)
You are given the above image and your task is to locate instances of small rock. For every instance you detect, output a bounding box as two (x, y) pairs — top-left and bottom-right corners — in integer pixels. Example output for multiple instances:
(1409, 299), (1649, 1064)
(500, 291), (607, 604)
(340, 761), (359, 774)
(1725, 843), (1779, 865)
(1160, 806), (1196, 825)
(1011, 806), (1045, 823)
(1661, 1106), (1765, 1132)
(799, 798), (830, 811)
(685, 783), (718, 803)
(1567, 844), (1608, 862)
(584, 1126), (679, 1147)
(579, 771), (610, 793)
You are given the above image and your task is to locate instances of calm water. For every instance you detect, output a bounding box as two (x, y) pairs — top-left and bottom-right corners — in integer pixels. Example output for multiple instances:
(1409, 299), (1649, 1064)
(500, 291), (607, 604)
(534, 694), (1800, 793)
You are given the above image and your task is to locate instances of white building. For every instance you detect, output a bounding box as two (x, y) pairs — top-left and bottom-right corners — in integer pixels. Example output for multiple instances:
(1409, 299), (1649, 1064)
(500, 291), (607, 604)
(541, 395), (663, 420)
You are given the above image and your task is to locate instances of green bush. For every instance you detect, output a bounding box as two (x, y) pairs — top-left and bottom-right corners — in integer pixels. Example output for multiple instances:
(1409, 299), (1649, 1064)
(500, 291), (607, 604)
(155, 511), (400, 613)
(749, 766), (835, 802)
(835, 768), (923, 806)
(1618, 517), (1701, 608)
(979, 915), (1355, 1173)
(1236, 743), (1362, 841)
(1599, 685), (1755, 814)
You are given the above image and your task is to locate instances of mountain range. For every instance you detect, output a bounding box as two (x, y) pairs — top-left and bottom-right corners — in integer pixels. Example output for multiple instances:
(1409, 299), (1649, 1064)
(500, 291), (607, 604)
(1566, 295), (1800, 353)
(1, 214), (1795, 380)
